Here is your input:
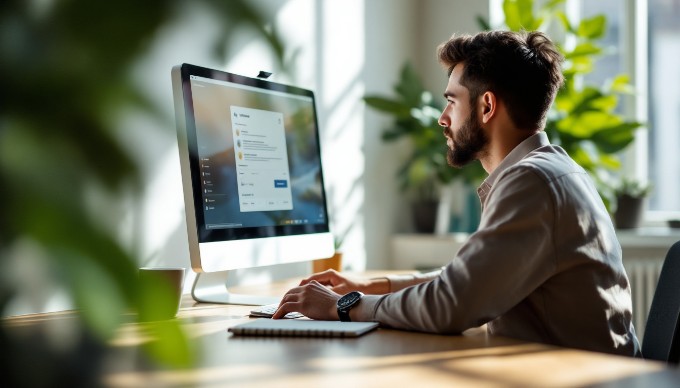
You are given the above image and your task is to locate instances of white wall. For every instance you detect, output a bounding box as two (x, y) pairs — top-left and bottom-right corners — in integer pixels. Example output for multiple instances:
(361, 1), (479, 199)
(417, 0), (490, 95)
(362, 0), (419, 269)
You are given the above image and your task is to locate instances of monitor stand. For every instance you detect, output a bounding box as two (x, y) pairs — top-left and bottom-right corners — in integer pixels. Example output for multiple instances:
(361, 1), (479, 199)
(191, 271), (280, 305)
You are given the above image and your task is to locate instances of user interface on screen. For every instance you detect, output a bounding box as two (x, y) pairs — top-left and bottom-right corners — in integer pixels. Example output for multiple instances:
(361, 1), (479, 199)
(186, 73), (329, 242)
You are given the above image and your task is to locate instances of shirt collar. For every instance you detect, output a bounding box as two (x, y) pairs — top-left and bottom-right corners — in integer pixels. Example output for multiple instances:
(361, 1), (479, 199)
(477, 131), (550, 199)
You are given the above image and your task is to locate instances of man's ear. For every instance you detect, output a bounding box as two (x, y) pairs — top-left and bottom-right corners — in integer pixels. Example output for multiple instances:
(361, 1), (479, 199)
(480, 91), (496, 124)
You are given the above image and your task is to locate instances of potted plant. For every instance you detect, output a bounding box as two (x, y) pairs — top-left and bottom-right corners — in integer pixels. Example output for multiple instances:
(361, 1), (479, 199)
(364, 64), (485, 233)
(482, 0), (644, 211)
(613, 178), (652, 229)
(312, 226), (351, 273)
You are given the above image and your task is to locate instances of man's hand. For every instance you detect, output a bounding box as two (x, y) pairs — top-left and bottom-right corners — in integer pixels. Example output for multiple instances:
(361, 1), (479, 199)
(271, 280), (340, 320)
(299, 269), (389, 295)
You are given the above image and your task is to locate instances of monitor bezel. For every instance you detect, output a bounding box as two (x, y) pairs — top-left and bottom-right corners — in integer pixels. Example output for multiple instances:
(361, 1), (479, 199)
(178, 63), (330, 241)
(172, 63), (334, 274)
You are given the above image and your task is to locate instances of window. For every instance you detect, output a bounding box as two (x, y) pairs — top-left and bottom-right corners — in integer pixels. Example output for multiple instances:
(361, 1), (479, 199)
(576, 0), (680, 219)
(489, 0), (680, 219)
(647, 0), (680, 213)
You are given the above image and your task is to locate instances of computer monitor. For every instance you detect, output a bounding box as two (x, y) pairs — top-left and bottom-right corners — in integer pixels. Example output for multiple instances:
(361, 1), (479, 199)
(171, 63), (334, 305)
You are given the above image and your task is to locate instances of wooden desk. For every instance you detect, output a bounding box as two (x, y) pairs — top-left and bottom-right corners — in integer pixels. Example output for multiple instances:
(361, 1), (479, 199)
(5, 276), (680, 387)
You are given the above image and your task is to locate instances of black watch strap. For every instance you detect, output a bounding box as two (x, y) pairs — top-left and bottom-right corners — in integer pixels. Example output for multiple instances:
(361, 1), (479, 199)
(338, 307), (352, 322)
(337, 291), (364, 322)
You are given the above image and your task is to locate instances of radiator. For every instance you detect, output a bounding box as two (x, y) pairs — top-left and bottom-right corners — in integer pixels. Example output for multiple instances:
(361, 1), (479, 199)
(624, 259), (664, 339)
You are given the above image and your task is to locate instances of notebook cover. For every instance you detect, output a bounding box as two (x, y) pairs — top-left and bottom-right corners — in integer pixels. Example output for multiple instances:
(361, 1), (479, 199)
(228, 319), (379, 338)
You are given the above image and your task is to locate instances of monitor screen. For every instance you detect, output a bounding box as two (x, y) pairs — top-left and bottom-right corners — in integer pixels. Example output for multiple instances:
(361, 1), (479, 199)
(172, 64), (334, 297)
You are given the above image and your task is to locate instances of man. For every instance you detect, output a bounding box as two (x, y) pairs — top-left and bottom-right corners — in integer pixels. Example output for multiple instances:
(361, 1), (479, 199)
(273, 30), (640, 357)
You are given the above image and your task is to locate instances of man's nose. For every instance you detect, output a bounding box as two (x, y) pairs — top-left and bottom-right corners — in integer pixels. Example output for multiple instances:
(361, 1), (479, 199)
(438, 111), (449, 128)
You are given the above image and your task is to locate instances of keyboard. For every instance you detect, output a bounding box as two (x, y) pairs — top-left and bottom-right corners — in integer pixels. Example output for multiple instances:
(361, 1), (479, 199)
(249, 303), (305, 319)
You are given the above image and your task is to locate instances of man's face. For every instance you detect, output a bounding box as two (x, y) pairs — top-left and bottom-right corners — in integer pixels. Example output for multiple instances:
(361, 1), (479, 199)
(438, 64), (488, 168)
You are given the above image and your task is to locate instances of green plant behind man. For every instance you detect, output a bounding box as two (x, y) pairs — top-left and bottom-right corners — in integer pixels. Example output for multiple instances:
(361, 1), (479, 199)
(364, 63), (485, 203)
(483, 0), (643, 209)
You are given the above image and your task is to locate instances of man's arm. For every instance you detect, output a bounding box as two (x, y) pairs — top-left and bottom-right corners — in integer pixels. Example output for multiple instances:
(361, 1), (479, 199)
(382, 269), (444, 292)
(273, 266), (443, 320)
(297, 270), (390, 295)
(351, 166), (557, 333)
(299, 267), (443, 295)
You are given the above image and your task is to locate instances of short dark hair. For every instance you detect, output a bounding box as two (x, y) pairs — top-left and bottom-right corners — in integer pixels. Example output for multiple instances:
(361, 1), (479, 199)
(437, 30), (564, 130)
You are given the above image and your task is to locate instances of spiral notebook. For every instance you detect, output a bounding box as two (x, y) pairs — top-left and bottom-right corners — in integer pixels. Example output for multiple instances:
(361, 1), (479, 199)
(228, 319), (379, 338)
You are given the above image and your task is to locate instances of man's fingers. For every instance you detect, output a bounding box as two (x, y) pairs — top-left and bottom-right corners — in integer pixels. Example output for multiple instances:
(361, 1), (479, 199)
(300, 269), (338, 286)
(271, 288), (299, 319)
(272, 285), (311, 318)
(272, 301), (300, 319)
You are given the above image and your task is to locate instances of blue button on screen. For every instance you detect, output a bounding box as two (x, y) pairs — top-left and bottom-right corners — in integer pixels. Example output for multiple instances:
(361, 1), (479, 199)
(274, 180), (288, 188)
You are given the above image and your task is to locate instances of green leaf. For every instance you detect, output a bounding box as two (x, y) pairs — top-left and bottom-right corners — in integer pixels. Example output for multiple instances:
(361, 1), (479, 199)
(143, 320), (195, 367)
(364, 96), (410, 116)
(554, 87), (575, 112)
(565, 86), (619, 115)
(477, 15), (491, 31)
(577, 15), (606, 40)
(530, 17), (545, 30)
(395, 63), (426, 106)
(503, 0), (523, 31)
(517, 0), (537, 30)
(576, 112), (621, 135)
(381, 124), (414, 141)
(564, 87), (601, 114)
(504, 0), (540, 31)
(575, 58), (594, 74)
(590, 94), (618, 112)
(611, 74), (630, 87)
(614, 177), (652, 197)
(58, 250), (126, 339)
(610, 74), (636, 94)
(557, 111), (621, 138)
(407, 157), (435, 187)
(564, 42), (602, 59)
(591, 122), (642, 153)
(541, 0), (566, 12)
(599, 154), (622, 170)
(556, 11), (574, 34)
(571, 146), (598, 172)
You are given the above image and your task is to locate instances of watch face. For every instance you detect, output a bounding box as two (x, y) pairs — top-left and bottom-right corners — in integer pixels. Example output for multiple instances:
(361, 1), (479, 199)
(338, 291), (363, 309)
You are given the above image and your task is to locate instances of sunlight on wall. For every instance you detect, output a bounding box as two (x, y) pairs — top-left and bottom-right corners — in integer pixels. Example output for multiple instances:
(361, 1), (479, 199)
(318, 0), (366, 270)
(222, 39), (278, 80)
(138, 148), (186, 266)
(260, 0), (368, 271)
(126, 0), (369, 290)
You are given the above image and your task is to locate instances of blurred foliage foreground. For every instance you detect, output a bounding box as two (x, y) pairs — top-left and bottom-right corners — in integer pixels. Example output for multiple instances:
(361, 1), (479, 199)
(0, 0), (283, 386)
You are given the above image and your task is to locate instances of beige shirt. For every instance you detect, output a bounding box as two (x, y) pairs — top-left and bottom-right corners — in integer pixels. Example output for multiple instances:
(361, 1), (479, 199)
(355, 132), (640, 357)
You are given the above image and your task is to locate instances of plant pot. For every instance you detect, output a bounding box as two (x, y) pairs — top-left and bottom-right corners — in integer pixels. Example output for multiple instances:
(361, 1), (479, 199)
(412, 200), (438, 233)
(615, 194), (645, 229)
(312, 252), (343, 273)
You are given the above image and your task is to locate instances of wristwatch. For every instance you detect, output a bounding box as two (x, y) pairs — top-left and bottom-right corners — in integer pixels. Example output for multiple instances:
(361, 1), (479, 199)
(337, 291), (364, 322)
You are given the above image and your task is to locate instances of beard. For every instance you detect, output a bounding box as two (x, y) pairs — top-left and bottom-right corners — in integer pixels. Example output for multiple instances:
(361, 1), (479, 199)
(446, 106), (488, 168)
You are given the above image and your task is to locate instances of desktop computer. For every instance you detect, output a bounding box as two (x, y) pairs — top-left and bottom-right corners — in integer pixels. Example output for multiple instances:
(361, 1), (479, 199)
(171, 63), (334, 305)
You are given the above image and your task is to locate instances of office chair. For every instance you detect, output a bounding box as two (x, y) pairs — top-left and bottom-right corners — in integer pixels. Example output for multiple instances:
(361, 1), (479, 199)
(641, 240), (680, 364)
